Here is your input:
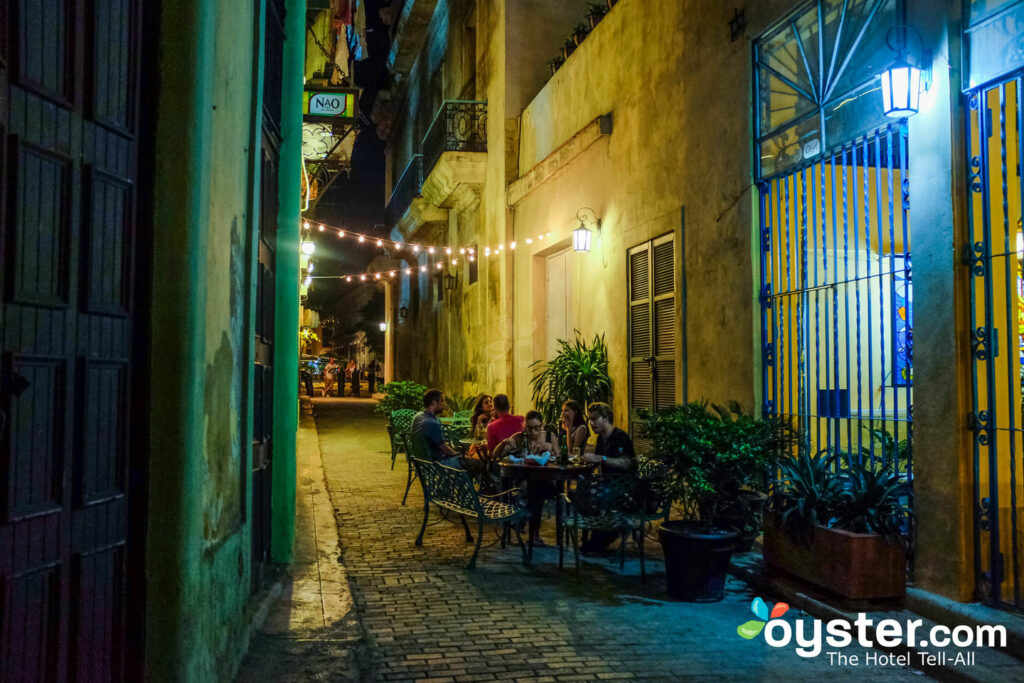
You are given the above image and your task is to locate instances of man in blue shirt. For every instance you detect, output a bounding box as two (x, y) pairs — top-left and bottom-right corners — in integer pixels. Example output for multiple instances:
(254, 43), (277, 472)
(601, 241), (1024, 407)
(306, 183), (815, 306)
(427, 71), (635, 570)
(410, 389), (460, 467)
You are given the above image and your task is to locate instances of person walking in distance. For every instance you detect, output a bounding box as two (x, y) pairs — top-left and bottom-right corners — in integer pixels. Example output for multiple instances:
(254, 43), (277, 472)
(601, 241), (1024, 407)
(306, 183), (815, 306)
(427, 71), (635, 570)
(322, 357), (340, 397)
(350, 361), (361, 398)
(367, 359), (379, 394)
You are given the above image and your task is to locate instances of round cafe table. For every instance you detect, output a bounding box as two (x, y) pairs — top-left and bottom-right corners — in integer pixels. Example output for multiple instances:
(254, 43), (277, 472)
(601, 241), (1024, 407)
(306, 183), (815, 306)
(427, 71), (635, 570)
(497, 459), (596, 559)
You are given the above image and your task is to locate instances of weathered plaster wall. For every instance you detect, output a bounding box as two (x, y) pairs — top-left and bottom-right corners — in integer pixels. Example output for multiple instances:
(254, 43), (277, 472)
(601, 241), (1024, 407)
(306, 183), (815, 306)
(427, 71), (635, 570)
(511, 0), (802, 420)
(146, 0), (303, 678)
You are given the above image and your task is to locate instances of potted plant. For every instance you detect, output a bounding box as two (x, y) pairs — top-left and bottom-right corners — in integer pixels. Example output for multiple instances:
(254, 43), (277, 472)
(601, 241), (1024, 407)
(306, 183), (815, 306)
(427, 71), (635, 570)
(374, 380), (427, 417)
(561, 38), (576, 61)
(572, 22), (590, 46)
(528, 332), (611, 428)
(640, 401), (795, 601)
(586, 3), (608, 28)
(765, 449), (912, 599)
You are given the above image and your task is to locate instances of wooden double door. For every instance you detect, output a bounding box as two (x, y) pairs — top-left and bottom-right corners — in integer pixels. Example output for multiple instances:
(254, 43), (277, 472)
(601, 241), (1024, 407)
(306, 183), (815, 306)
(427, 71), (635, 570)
(0, 1), (149, 679)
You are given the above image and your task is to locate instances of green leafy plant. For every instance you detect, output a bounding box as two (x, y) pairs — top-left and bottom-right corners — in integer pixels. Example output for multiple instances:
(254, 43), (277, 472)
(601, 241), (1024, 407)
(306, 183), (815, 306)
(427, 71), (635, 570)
(638, 401), (797, 532)
(770, 448), (913, 542)
(442, 393), (477, 414)
(770, 449), (844, 542)
(529, 332), (611, 426)
(374, 380), (427, 416)
(299, 328), (320, 346)
(833, 463), (912, 536)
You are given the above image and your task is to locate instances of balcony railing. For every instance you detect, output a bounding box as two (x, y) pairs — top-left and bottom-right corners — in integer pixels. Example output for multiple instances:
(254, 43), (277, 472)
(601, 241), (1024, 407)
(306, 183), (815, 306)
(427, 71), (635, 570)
(422, 100), (487, 177)
(386, 154), (423, 226)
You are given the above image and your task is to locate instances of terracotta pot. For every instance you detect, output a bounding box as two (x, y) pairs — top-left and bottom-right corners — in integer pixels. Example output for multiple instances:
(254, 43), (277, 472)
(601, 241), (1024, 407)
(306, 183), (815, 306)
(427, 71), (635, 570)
(763, 511), (906, 599)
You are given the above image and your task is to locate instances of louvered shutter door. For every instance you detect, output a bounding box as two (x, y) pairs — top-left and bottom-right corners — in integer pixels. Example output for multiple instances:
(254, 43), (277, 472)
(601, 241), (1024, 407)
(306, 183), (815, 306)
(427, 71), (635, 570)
(652, 236), (675, 409)
(628, 247), (653, 438)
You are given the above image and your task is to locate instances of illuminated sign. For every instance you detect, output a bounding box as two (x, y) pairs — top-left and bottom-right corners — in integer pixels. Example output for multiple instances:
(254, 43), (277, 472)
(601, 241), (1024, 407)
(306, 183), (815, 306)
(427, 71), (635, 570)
(303, 88), (358, 122)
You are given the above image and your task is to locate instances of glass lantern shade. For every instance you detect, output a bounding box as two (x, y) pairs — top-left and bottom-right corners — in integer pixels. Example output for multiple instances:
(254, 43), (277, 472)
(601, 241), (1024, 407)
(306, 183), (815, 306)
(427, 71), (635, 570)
(300, 239), (316, 255)
(378, 321), (387, 332)
(881, 59), (921, 118)
(572, 225), (592, 252)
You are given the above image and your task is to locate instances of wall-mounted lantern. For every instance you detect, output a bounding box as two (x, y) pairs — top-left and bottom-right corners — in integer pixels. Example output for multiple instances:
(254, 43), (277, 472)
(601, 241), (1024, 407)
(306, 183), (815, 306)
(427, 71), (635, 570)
(880, 25), (928, 118)
(573, 207), (602, 252)
(379, 321), (387, 332)
(444, 270), (459, 290)
(399, 305), (409, 321)
(300, 238), (316, 255)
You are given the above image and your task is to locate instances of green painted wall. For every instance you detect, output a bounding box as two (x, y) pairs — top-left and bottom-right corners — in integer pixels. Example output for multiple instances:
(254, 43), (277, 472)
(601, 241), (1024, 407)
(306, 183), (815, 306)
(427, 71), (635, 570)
(144, 0), (303, 678)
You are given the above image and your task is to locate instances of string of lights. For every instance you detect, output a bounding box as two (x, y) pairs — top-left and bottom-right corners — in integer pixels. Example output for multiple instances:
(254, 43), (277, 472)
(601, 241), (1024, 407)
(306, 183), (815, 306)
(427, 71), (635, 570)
(300, 218), (555, 262)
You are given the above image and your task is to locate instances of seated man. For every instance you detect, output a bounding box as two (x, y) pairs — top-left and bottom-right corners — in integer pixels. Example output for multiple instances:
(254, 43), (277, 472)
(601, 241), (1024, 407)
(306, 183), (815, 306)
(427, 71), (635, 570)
(485, 394), (525, 452)
(410, 389), (460, 468)
(578, 401), (636, 554)
(492, 411), (559, 546)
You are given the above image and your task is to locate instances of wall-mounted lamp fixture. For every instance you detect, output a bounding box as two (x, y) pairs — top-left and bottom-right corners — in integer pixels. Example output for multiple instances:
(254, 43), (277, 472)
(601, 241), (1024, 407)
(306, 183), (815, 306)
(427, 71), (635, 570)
(398, 305), (409, 321)
(300, 238), (316, 255)
(444, 270), (459, 291)
(880, 24), (930, 118)
(378, 321), (387, 332)
(573, 207), (602, 252)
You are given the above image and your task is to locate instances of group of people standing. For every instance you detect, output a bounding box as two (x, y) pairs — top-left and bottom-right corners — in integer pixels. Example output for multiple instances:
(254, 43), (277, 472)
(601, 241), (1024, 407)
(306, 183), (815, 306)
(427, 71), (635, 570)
(319, 358), (381, 397)
(410, 388), (635, 552)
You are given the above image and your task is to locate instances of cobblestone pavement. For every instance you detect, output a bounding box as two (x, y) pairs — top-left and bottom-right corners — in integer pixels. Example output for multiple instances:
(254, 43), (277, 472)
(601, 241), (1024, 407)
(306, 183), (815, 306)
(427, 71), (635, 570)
(315, 398), (930, 682)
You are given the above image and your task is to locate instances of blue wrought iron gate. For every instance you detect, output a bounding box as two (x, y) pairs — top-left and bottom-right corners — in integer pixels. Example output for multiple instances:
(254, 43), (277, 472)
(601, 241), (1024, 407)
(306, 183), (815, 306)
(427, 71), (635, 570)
(758, 122), (913, 487)
(966, 74), (1024, 610)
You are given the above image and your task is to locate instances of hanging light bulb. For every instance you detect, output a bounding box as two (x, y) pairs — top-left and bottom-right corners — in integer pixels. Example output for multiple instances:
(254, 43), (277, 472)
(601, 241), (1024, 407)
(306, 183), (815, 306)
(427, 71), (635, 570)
(395, 242), (403, 249)
(459, 248), (466, 255)
(510, 241), (517, 249)
(484, 247), (491, 256)
(537, 234), (544, 240)
(413, 245), (420, 253)
(303, 221), (310, 229)
(436, 262), (443, 269)
(428, 247), (435, 254)
(338, 230), (345, 237)
(303, 275), (312, 287)
(452, 258), (458, 266)
(374, 273), (381, 279)
(469, 255), (475, 261)
(358, 235), (365, 243)
(445, 247), (452, 255)
(420, 265), (427, 272)
(346, 276), (352, 282)
(405, 268), (412, 274)
(389, 271), (396, 277)
(468, 248), (475, 254)
(376, 239), (383, 247)
(307, 262), (314, 273)
(318, 224), (325, 232)
(526, 238), (533, 244)
(546, 232), (552, 237)
(359, 274), (366, 281)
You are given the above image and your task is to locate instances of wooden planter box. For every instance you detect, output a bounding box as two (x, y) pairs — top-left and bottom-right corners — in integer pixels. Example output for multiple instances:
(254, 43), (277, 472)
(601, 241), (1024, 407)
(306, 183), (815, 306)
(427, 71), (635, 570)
(763, 512), (906, 600)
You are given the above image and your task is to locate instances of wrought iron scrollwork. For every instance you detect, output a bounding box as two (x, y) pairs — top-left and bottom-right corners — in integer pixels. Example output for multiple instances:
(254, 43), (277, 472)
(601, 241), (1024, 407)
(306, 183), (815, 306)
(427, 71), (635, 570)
(761, 282), (773, 307)
(970, 156), (984, 193)
(763, 341), (774, 367)
(423, 101), (488, 176)
(970, 241), (987, 277)
(975, 410), (992, 446)
(973, 326), (990, 361)
(979, 496), (994, 532)
(969, 92), (981, 110)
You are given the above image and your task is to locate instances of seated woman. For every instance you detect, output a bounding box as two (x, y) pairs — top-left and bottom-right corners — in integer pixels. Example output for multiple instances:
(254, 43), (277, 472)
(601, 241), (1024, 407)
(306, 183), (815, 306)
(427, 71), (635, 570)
(493, 411), (560, 546)
(469, 394), (494, 441)
(560, 400), (590, 458)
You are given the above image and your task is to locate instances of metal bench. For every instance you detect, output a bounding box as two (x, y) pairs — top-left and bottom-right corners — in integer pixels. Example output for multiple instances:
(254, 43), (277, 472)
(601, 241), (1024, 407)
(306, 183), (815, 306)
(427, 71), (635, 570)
(387, 409), (417, 471)
(411, 456), (530, 569)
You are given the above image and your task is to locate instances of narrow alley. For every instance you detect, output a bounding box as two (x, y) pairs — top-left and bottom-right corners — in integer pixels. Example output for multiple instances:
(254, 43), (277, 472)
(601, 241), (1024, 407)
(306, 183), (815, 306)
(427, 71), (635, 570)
(240, 398), (927, 682)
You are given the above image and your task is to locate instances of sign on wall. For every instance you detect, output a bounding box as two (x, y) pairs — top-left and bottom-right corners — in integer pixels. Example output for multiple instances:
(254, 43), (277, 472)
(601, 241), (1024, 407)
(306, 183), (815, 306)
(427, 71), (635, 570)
(303, 88), (358, 123)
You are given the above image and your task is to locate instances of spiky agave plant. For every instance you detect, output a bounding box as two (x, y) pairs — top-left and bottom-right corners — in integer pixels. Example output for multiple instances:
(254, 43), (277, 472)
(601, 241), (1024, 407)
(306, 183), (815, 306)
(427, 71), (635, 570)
(529, 332), (612, 426)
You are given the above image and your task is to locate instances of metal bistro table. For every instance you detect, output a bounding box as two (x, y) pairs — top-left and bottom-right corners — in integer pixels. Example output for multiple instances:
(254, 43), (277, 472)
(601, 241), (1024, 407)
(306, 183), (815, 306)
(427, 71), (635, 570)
(497, 458), (596, 560)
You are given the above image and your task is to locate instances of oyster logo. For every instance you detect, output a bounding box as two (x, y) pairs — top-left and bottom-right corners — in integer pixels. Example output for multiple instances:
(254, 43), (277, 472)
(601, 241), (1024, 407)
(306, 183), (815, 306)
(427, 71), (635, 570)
(737, 597), (790, 639)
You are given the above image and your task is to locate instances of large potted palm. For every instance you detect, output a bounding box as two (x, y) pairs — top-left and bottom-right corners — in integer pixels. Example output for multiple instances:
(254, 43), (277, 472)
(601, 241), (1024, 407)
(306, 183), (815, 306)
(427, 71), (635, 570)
(529, 332), (611, 427)
(640, 402), (795, 601)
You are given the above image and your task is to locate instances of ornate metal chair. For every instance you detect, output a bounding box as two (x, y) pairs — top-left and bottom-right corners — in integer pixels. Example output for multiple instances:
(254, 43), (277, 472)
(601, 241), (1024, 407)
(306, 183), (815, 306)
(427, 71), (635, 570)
(411, 457), (529, 569)
(387, 409), (417, 471)
(559, 474), (648, 582)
